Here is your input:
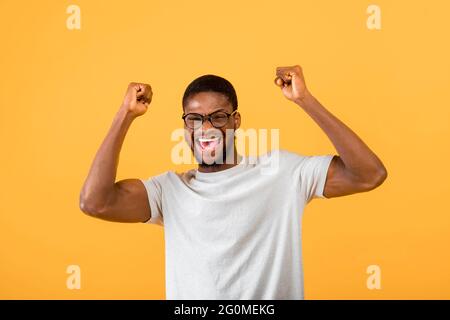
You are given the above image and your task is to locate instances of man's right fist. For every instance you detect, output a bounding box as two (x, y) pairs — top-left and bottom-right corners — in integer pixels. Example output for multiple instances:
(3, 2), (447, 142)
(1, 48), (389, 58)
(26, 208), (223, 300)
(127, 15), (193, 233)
(121, 82), (153, 117)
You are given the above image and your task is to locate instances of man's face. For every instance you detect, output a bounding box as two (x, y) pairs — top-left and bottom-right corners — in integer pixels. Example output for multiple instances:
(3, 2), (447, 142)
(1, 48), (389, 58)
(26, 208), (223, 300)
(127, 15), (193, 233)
(183, 92), (241, 166)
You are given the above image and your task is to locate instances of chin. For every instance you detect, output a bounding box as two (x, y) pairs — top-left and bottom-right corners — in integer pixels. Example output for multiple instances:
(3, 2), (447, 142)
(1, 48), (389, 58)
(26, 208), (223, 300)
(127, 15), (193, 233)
(197, 152), (225, 166)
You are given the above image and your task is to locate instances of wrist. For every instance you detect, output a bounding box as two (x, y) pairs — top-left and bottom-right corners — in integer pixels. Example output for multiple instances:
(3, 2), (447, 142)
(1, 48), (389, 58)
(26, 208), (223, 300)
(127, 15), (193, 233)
(294, 90), (314, 107)
(117, 105), (137, 124)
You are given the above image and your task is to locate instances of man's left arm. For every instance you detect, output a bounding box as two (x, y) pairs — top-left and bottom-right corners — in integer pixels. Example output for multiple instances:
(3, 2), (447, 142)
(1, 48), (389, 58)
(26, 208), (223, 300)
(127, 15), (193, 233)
(275, 65), (388, 198)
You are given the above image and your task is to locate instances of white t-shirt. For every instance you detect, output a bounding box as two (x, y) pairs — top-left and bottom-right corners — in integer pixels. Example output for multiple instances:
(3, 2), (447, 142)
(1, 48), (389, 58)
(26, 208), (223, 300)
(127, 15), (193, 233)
(140, 149), (334, 300)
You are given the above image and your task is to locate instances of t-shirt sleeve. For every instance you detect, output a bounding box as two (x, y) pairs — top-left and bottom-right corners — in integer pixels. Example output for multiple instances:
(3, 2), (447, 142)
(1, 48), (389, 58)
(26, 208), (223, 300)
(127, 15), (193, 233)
(279, 150), (334, 203)
(139, 172), (167, 226)
(298, 154), (335, 203)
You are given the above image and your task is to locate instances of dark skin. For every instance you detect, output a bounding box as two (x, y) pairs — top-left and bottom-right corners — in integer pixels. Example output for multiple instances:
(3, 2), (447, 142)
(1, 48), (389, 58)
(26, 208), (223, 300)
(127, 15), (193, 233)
(79, 83), (152, 222)
(79, 66), (387, 222)
(274, 65), (387, 198)
(182, 91), (241, 173)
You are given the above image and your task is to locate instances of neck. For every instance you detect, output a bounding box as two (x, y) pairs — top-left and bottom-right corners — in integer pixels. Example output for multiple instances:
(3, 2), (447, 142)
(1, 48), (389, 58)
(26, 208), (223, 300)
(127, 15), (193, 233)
(197, 147), (242, 173)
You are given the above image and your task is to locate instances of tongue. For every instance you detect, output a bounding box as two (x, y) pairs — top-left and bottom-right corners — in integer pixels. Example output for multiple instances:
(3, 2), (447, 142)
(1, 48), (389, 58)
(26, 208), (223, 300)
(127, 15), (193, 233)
(200, 140), (219, 150)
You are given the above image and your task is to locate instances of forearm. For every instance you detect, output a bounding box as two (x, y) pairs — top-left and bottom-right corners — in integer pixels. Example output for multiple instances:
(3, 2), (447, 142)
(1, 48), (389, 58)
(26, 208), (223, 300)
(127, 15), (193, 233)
(80, 107), (135, 212)
(295, 92), (387, 183)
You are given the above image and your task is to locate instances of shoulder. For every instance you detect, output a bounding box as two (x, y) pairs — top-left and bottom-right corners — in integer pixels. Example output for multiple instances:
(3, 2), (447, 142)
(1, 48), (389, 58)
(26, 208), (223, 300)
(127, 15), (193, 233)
(259, 149), (333, 176)
(259, 149), (308, 165)
(143, 168), (199, 186)
(141, 170), (179, 186)
(248, 149), (305, 176)
(271, 149), (333, 165)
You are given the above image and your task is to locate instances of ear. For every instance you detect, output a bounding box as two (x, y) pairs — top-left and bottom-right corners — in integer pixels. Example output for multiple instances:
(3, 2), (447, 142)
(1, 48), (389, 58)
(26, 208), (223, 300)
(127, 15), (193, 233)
(234, 111), (241, 129)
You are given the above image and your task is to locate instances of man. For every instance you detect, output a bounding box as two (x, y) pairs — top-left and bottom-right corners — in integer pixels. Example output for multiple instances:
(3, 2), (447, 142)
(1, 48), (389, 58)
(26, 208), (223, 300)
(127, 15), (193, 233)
(79, 65), (387, 299)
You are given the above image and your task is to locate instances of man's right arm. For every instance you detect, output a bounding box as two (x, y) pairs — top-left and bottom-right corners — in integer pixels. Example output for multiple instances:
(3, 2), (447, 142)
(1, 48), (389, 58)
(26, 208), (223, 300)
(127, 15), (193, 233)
(79, 82), (153, 223)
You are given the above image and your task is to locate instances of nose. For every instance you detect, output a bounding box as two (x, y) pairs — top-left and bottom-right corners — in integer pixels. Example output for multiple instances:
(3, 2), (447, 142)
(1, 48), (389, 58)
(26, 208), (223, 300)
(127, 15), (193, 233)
(191, 118), (213, 138)
(194, 119), (223, 139)
(201, 118), (214, 131)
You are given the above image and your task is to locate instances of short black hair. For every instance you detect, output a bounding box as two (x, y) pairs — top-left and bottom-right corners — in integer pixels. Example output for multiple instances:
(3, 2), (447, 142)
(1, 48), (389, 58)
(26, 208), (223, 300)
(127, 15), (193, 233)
(182, 74), (238, 111)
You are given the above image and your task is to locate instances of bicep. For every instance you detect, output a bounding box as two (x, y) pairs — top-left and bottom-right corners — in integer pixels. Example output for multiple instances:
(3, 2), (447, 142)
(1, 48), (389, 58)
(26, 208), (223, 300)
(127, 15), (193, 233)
(99, 179), (151, 223)
(323, 155), (370, 198)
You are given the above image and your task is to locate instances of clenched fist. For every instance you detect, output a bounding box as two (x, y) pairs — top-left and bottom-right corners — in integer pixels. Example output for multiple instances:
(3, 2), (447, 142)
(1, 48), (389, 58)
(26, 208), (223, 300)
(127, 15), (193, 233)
(274, 65), (310, 103)
(121, 82), (153, 117)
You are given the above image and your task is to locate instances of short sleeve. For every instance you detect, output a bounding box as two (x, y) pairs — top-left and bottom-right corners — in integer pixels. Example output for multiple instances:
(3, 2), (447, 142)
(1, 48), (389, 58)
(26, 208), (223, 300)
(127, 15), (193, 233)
(299, 154), (335, 203)
(139, 172), (167, 226)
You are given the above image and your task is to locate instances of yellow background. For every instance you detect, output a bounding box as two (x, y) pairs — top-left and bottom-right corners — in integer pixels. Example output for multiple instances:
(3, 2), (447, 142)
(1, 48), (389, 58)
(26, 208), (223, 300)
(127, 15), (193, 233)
(1, 0), (449, 299)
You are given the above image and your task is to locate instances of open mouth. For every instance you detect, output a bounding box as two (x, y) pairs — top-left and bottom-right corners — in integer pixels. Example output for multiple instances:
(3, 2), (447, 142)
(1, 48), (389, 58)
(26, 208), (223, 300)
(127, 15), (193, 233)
(196, 137), (221, 151)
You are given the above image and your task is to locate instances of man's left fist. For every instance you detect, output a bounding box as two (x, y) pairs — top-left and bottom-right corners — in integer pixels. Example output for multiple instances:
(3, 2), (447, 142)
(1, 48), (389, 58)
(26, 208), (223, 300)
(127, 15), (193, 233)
(274, 65), (310, 103)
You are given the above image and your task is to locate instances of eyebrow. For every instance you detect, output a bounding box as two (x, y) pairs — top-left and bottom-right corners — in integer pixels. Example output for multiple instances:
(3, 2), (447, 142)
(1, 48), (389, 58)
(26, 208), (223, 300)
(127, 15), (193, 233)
(187, 108), (229, 115)
(211, 108), (228, 113)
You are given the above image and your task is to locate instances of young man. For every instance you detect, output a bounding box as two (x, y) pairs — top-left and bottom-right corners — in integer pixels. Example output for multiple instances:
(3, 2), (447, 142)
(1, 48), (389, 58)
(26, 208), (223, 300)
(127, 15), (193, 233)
(79, 65), (387, 299)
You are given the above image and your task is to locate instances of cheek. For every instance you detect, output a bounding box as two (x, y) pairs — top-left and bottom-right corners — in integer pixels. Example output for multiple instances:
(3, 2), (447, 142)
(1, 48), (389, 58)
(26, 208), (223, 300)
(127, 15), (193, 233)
(184, 129), (193, 146)
(221, 127), (236, 147)
(224, 123), (236, 136)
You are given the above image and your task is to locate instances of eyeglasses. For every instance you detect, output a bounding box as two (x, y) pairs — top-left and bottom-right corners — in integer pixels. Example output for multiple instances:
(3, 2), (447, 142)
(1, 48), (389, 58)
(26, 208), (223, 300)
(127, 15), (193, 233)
(182, 110), (237, 129)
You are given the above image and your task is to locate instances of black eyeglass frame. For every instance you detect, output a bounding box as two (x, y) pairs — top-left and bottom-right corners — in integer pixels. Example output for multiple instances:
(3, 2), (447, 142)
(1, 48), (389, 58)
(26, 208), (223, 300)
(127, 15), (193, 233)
(181, 110), (238, 129)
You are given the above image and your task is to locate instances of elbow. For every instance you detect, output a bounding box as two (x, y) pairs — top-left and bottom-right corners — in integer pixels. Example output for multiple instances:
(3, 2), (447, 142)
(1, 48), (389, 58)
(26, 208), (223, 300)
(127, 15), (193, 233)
(79, 198), (95, 216)
(79, 192), (107, 218)
(364, 166), (388, 191)
(375, 165), (388, 187)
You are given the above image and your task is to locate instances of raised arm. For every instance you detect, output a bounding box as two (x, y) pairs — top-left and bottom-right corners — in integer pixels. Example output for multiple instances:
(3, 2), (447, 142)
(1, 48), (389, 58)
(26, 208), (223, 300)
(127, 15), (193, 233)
(275, 65), (387, 198)
(79, 82), (153, 222)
